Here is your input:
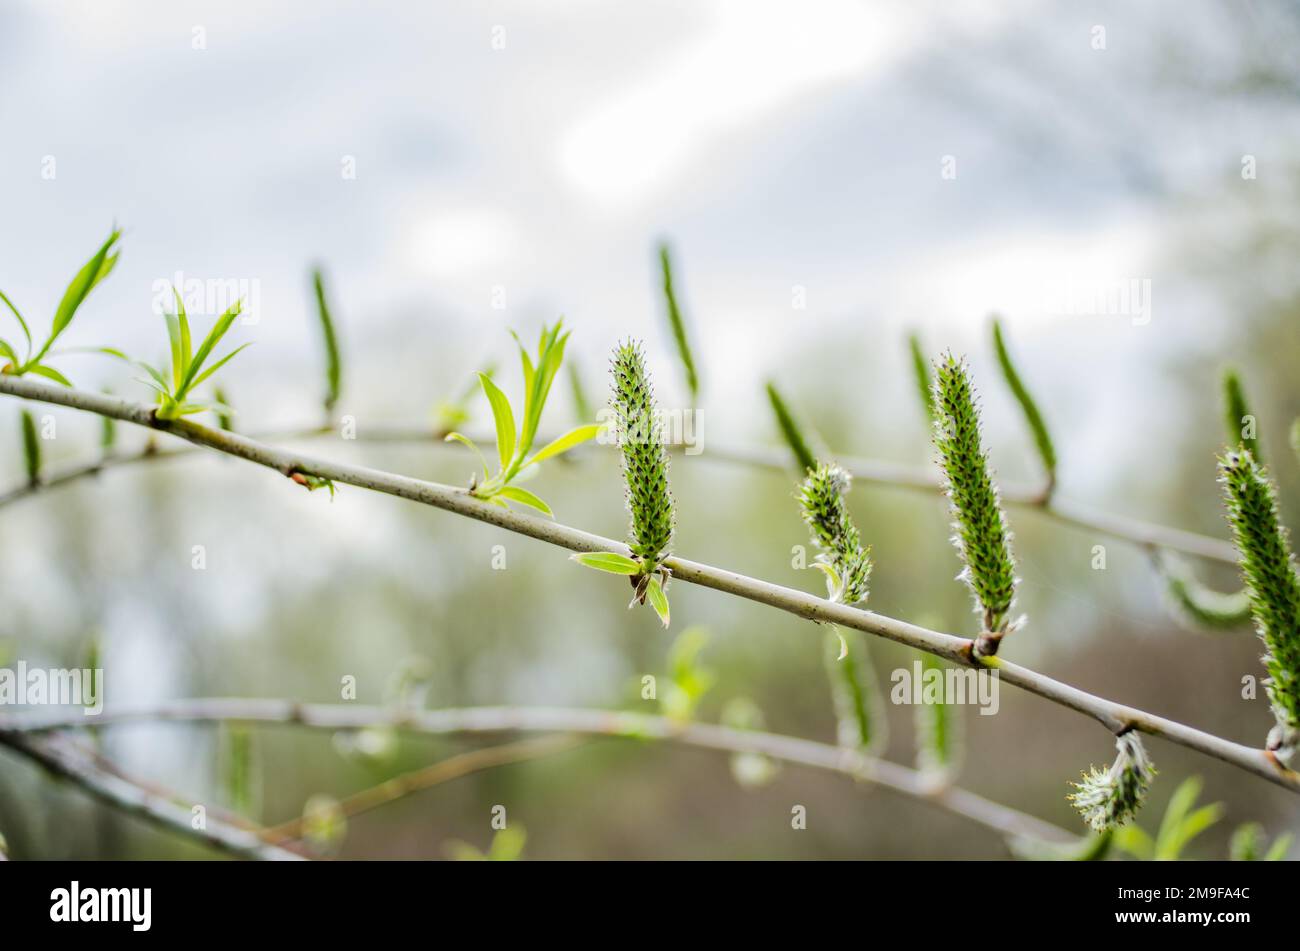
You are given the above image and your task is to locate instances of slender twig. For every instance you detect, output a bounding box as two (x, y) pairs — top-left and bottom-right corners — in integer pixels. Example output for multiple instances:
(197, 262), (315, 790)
(261, 734), (586, 845)
(0, 419), (1235, 565)
(0, 699), (1076, 846)
(0, 375), (1293, 794)
(0, 730), (303, 861)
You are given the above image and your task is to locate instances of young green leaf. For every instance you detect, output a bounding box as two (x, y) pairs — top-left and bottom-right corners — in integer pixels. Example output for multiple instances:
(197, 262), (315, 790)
(41, 229), (121, 361)
(312, 267), (342, 412)
(991, 317), (1056, 495)
(522, 423), (601, 469)
(495, 485), (553, 517)
(765, 381), (817, 473)
(1009, 829), (1114, 862)
(645, 575), (671, 627)
(26, 365), (71, 387)
(444, 432), (490, 478)
(1152, 777), (1222, 861)
(20, 409), (40, 486)
(478, 372), (517, 470)
(907, 332), (936, 426)
(571, 551), (642, 574)
(568, 361), (593, 424)
(0, 289), (32, 353)
(658, 243), (699, 400)
(1222, 368), (1261, 464)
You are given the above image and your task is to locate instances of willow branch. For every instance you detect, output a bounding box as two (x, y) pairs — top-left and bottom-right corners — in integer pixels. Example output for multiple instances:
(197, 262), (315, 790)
(0, 730), (303, 861)
(1, 421), (1234, 565)
(1, 699), (1075, 846)
(0, 374), (1292, 794)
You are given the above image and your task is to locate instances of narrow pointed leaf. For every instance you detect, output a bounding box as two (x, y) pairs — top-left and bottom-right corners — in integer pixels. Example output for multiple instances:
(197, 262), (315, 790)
(312, 268), (342, 411)
(765, 381), (816, 472)
(523, 423), (601, 468)
(495, 485), (553, 516)
(645, 575), (671, 627)
(570, 552), (641, 575)
(991, 317), (1056, 491)
(27, 365), (71, 387)
(908, 332), (936, 426)
(47, 230), (121, 350)
(21, 410), (40, 485)
(478, 372), (516, 470)
(444, 432), (491, 478)
(189, 343), (252, 389)
(658, 243), (699, 399)
(0, 290), (32, 351)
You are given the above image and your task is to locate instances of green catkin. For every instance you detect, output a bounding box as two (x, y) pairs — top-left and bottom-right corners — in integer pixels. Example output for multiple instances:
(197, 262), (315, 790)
(933, 354), (1017, 647)
(1068, 732), (1156, 831)
(1219, 450), (1300, 758)
(1222, 369), (1261, 465)
(765, 381), (817, 473)
(798, 462), (872, 605)
(611, 341), (674, 566)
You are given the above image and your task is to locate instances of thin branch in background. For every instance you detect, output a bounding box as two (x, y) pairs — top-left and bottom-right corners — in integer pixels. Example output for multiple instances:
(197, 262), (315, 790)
(0, 731), (303, 861)
(0, 700), (1078, 849)
(260, 734), (585, 847)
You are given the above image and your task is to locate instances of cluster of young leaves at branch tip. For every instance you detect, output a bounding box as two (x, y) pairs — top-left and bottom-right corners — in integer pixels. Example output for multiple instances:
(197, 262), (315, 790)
(104, 288), (248, 421)
(1068, 732), (1156, 832)
(0, 229), (121, 385)
(1219, 448), (1300, 762)
(445, 320), (601, 517)
(933, 353), (1018, 647)
(572, 341), (674, 626)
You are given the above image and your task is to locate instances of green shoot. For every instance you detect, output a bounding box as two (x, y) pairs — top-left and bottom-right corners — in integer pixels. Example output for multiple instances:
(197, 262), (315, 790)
(104, 289), (248, 421)
(0, 229), (122, 384)
(444, 321), (600, 516)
